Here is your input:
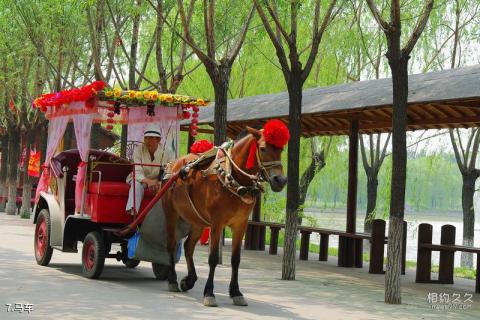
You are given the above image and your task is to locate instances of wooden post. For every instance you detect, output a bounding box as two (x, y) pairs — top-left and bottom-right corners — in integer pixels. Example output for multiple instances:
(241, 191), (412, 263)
(344, 120), (359, 266)
(355, 238), (363, 268)
(338, 236), (346, 267)
(299, 231), (311, 260)
(369, 219), (386, 274)
(269, 226), (280, 255)
(438, 224), (455, 284)
(319, 233), (329, 261)
(245, 196), (262, 250)
(416, 223), (433, 283)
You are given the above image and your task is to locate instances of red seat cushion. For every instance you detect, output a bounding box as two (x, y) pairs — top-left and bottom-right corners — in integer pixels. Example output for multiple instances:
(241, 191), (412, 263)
(89, 182), (130, 196)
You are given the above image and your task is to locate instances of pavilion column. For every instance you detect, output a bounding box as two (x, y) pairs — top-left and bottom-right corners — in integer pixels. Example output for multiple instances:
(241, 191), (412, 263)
(339, 120), (359, 267)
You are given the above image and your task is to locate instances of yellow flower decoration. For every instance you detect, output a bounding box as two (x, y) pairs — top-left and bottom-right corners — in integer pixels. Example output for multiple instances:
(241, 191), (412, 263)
(128, 90), (136, 99)
(197, 98), (205, 106)
(105, 90), (114, 97)
(150, 91), (159, 101)
(135, 91), (143, 99)
(114, 89), (122, 98)
(143, 91), (151, 100)
(165, 94), (173, 103)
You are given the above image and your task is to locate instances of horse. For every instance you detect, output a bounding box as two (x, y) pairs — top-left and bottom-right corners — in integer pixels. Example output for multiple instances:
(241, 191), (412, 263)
(162, 120), (289, 307)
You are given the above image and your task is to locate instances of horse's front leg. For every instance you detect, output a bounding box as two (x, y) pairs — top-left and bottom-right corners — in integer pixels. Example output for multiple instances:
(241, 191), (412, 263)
(180, 225), (203, 292)
(203, 225), (223, 307)
(229, 221), (248, 306)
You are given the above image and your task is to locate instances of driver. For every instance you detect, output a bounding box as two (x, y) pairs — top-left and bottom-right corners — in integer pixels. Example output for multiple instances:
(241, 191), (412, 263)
(125, 124), (171, 215)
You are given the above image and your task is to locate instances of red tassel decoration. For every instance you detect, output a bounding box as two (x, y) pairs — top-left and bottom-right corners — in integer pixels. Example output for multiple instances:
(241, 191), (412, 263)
(246, 140), (257, 169)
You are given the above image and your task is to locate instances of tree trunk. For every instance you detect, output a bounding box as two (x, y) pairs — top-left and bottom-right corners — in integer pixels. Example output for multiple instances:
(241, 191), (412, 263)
(212, 64), (231, 146)
(364, 175), (378, 233)
(384, 53), (409, 304)
(0, 134), (9, 211)
(298, 148), (325, 225)
(64, 123), (74, 150)
(91, 123), (101, 149)
(6, 130), (21, 215)
(121, 125), (128, 158)
(283, 72), (303, 280)
(20, 129), (35, 218)
(39, 125), (48, 165)
(460, 173), (476, 268)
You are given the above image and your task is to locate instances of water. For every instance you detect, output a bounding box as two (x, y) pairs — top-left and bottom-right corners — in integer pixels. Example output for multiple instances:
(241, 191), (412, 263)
(305, 209), (479, 268)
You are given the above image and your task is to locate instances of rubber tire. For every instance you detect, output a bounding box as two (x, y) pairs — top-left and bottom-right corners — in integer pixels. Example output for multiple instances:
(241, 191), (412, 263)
(82, 231), (106, 279)
(34, 209), (54, 266)
(152, 263), (169, 280)
(124, 259), (141, 268)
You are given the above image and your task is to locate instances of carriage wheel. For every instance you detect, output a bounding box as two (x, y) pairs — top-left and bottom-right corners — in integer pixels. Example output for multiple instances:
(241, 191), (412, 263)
(82, 232), (106, 279)
(34, 209), (53, 266)
(124, 259), (141, 268)
(152, 263), (169, 280)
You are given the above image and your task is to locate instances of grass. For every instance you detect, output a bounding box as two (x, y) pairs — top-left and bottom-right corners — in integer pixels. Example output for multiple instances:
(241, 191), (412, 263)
(226, 227), (477, 281)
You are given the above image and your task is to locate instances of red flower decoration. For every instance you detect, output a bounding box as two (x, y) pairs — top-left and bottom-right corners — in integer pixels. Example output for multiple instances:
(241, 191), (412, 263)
(106, 124), (114, 130)
(34, 81), (107, 111)
(190, 140), (214, 154)
(182, 111), (191, 119)
(263, 119), (290, 148)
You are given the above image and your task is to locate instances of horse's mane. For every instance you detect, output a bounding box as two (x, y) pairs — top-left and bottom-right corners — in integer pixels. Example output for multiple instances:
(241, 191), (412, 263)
(235, 126), (262, 142)
(235, 129), (250, 142)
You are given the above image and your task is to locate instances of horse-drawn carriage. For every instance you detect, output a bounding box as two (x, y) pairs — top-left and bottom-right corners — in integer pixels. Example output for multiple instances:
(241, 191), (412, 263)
(32, 81), (206, 279)
(32, 81), (289, 307)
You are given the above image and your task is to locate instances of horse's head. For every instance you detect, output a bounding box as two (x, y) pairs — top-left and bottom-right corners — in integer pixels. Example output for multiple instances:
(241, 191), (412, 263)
(245, 120), (289, 192)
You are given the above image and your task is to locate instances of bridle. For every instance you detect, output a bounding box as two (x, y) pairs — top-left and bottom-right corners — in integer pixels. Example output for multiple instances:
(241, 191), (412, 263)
(255, 145), (283, 183)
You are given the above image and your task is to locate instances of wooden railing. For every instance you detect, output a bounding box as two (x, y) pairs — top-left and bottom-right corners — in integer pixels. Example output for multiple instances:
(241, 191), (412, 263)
(416, 223), (479, 293)
(245, 219), (407, 274)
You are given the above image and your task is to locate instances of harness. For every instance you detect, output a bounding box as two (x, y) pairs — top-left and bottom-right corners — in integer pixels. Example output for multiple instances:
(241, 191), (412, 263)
(167, 140), (283, 225)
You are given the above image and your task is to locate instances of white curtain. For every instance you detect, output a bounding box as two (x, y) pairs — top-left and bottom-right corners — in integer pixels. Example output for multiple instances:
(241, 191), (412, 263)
(72, 101), (94, 212)
(34, 115), (69, 202)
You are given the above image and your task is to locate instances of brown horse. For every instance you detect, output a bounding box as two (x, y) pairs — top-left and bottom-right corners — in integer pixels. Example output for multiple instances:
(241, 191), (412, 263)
(162, 124), (288, 307)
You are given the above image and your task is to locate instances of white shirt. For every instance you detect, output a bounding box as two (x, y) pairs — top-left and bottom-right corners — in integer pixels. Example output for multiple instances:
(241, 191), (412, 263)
(127, 144), (173, 183)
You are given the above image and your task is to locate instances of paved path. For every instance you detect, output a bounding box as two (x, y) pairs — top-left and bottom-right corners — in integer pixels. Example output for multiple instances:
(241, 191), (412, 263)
(0, 212), (478, 319)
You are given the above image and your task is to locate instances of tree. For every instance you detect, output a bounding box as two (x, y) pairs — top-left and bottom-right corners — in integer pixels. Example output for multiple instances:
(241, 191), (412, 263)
(360, 133), (390, 232)
(175, 0), (254, 145)
(449, 129), (479, 268)
(254, 0), (339, 280)
(298, 136), (335, 224)
(365, 0), (434, 304)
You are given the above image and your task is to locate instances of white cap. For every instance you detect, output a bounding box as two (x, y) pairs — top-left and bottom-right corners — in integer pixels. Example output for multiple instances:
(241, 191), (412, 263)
(144, 124), (161, 138)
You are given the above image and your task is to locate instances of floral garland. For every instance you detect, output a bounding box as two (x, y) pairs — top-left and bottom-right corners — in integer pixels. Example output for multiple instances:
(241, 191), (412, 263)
(33, 81), (106, 112)
(102, 89), (208, 107)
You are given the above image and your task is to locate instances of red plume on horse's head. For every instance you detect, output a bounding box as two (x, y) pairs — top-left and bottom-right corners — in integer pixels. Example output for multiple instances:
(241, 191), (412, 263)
(263, 119), (290, 148)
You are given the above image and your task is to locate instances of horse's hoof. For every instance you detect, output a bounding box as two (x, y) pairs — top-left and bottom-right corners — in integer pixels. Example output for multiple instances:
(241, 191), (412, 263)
(168, 282), (181, 292)
(180, 278), (194, 292)
(203, 296), (218, 307)
(232, 295), (248, 306)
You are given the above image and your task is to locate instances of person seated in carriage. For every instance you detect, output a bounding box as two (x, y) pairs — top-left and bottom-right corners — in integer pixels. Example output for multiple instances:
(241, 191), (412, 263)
(125, 124), (173, 215)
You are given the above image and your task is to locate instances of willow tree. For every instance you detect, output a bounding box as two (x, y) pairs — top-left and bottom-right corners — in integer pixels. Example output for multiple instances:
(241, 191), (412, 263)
(254, 0), (338, 280)
(175, 0), (254, 145)
(366, 0), (434, 304)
